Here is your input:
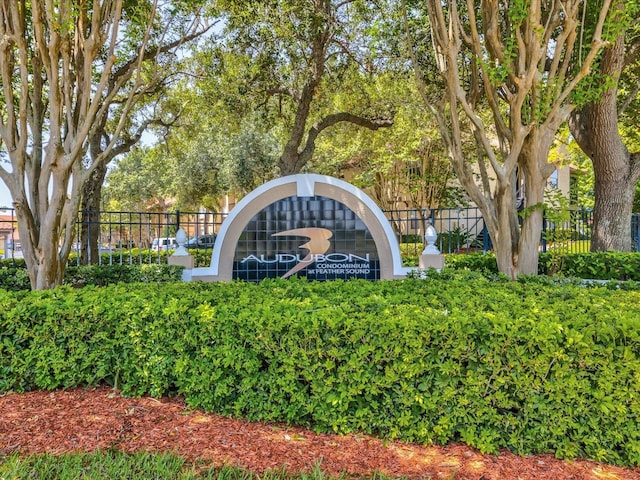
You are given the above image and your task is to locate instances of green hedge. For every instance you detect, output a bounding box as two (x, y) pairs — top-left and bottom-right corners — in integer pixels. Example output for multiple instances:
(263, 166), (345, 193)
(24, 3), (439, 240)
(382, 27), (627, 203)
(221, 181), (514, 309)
(0, 264), (183, 290)
(1, 276), (639, 466)
(65, 248), (213, 266)
(64, 264), (184, 287)
(0, 249), (212, 269)
(441, 251), (640, 281)
(2, 251), (639, 290)
(0, 268), (31, 291)
(541, 251), (640, 280)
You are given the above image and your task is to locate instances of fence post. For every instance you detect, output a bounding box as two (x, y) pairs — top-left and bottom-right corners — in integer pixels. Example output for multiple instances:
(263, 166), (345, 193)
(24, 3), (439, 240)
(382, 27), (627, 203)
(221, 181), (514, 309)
(87, 211), (92, 265)
(482, 225), (489, 253)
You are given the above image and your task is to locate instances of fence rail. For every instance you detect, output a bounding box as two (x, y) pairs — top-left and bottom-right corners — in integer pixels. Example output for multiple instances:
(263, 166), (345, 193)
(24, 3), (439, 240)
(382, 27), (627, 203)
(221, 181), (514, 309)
(1, 207), (639, 266)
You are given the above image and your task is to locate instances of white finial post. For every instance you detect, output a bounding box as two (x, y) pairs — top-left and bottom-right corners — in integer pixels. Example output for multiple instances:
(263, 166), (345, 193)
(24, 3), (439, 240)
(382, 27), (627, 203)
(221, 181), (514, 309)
(419, 219), (444, 271)
(422, 221), (441, 255)
(169, 227), (194, 277)
(174, 228), (189, 256)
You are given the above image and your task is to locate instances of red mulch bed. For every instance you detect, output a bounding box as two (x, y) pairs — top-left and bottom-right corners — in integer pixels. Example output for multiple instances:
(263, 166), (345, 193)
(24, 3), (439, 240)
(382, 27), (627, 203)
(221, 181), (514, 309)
(1, 387), (639, 479)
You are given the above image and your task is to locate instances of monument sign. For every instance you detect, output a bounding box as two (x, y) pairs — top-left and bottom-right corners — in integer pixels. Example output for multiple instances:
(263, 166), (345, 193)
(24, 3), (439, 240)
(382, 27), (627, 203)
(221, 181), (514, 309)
(187, 174), (411, 282)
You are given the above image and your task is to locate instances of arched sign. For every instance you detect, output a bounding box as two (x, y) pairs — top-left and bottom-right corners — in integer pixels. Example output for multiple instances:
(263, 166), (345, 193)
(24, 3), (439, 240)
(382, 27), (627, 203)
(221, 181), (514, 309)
(189, 174), (411, 282)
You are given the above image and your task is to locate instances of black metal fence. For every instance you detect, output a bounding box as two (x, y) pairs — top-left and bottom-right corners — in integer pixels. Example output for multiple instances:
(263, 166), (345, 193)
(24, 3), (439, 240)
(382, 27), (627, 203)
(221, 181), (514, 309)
(2, 207), (640, 266)
(384, 207), (640, 257)
(69, 210), (227, 266)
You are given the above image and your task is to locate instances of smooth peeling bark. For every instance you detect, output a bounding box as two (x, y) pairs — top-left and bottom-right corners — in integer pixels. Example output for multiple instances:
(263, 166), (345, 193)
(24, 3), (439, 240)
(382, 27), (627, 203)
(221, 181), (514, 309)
(0, 1), (210, 289)
(414, 0), (611, 279)
(490, 186), (520, 279)
(517, 131), (559, 275)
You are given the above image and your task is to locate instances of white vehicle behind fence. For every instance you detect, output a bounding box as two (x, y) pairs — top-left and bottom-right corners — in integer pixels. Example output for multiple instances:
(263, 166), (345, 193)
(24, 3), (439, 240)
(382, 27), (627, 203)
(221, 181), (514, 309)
(151, 237), (177, 252)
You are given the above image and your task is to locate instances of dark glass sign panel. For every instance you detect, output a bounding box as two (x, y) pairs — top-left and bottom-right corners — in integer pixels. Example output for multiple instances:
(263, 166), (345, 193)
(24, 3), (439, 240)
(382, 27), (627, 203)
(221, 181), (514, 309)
(233, 195), (380, 281)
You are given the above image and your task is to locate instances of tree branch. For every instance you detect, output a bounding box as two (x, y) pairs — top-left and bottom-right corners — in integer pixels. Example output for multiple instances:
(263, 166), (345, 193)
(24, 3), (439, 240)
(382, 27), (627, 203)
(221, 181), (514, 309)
(297, 112), (394, 169)
(624, 36), (640, 68)
(631, 152), (640, 182)
(568, 110), (594, 158)
(619, 80), (640, 116)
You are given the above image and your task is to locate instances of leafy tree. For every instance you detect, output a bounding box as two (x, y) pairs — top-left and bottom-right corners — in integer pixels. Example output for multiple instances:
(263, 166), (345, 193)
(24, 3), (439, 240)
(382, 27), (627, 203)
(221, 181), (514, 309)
(103, 44), (282, 211)
(105, 116), (280, 212)
(402, 0), (612, 277)
(131, 1), (402, 209)
(79, 79), (190, 265)
(103, 146), (175, 212)
(218, 0), (395, 175)
(314, 71), (460, 214)
(0, 0), (212, 289)
(568, 1), (640, 251)
(169, 119), (280, 210)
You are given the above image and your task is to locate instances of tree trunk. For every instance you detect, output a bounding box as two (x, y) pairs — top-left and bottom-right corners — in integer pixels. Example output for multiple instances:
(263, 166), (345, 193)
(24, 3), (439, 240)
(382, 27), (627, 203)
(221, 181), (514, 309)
(592, 159), (637, 251)
(490, 184), (519, 279)
(34, 236), (64, 290)
(569, 35), (640, 251)
(12, 169), (78, 290)
(482, 132), (556, 278)
(517, 132), (557, 275)
(80, 162), (108, 265)
(482, 172), (547, 278)
(518, 172), (546, 276)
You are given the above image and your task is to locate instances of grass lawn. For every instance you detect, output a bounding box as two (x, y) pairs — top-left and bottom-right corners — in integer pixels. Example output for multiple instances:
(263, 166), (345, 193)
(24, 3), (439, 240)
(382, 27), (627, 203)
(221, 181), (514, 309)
(544, 239), (591, 253)
(0, 451), (397, 480)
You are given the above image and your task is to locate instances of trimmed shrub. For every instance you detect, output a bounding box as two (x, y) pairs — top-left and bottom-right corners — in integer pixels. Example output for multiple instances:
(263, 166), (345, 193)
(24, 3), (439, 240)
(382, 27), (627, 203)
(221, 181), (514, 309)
(551, 251), (640, 281)
(1, 276), (639, 466)
(0, 267), (31, 291)
(0, 258), (27, 269)
(2, 250), (639, 290)
(66, 248), (213, 267)
(444, 252), (499, 273)
(64, 264), (184, 287)
(442, 251), (640, 281)
(0, 264), (183, 290)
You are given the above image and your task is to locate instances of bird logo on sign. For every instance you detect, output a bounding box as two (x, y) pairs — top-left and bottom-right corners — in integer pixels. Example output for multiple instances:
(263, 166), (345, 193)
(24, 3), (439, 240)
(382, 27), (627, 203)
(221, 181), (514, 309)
(272, 227), (333, 278)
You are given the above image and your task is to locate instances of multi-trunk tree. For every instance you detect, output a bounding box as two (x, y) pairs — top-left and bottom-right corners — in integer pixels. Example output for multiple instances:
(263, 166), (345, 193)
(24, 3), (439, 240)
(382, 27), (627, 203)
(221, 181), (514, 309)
(0, 0), (211, 289)
(404, 0), (612, 277)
